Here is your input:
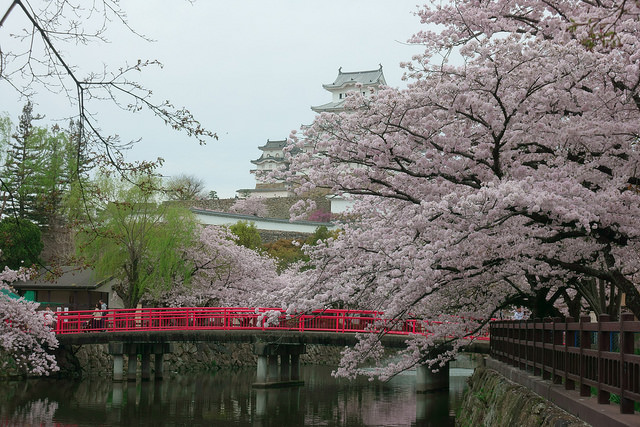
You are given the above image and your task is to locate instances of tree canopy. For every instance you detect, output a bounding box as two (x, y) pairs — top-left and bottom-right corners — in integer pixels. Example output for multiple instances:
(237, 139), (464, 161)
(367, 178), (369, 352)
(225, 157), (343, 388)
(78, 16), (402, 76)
(0, 217), (43, 270)
(278, 0), (640, 379)
(76, 175), (198, 308)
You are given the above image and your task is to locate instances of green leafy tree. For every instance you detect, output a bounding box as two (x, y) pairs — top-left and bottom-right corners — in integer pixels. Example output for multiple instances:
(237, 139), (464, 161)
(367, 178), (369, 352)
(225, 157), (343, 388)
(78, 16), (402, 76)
(305, 226), (338, 246)
(263, 238), (306, 272)
(1, 104), (77, 229)
(0, 217), (43, 270)
(76, 175), (198, 308)
(2, 102), (46, 225)
(229, 221), (262, 251)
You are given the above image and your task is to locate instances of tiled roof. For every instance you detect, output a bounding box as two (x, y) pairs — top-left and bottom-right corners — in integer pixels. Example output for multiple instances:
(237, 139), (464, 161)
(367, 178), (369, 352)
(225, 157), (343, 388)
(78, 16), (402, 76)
(311, 100), (346, 113)
(13, 267), (112, 290)
(322, 65), (386, 90)
(257, 139), (288, 151)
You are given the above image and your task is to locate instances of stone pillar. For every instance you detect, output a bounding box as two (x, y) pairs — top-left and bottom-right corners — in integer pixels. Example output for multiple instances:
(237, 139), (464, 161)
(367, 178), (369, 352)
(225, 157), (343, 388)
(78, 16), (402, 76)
(267, 354), (279, 382)
(113, 354), (124, 382)
(154, 353), (164, 380)
(141, 353), (151, 381)
(253, 343), (305, 387)
(416, 363), (449, 392)
(290, 353), (301, 381)
(280, 353), (291, 381)
(128, 354), (137, 381)
(256, 355), (268, 383)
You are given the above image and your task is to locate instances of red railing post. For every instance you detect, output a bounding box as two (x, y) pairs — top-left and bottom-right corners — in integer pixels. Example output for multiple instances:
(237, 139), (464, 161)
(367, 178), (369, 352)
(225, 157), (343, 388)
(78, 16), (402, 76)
(620, 312), (635, 414)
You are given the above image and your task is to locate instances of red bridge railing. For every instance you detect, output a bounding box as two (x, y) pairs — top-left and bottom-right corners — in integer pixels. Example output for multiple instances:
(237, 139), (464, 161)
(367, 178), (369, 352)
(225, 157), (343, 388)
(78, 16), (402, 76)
(50, 306), (489, 340)
(490, 313), (640, 415)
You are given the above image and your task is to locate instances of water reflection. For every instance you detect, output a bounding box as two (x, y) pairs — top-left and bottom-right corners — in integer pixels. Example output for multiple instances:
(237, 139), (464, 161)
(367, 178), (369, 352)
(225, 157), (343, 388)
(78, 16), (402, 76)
(0, 367), (472, 426)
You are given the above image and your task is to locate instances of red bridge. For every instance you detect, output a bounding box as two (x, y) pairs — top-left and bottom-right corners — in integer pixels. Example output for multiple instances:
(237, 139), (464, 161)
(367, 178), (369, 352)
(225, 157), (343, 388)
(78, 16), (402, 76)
(49, 306), (489, 391)
(51, 306), (489, 340)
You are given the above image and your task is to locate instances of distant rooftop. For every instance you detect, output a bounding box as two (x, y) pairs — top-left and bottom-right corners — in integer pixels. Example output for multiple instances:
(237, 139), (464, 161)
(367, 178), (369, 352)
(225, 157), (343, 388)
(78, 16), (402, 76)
(322, 65), (386, 90)
(257, 139), (287, 151)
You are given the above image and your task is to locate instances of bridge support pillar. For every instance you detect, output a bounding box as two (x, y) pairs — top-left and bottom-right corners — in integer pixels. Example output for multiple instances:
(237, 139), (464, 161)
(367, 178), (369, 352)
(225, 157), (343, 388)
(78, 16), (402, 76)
(154, 354), (164, 380)
(290, 353), (301, 381)
(113, 354), (124, 382)
(256, 355), (268, 383)
(141, 353), (151, 381)
(280, 354), (291, 381)
(416, 362), (449, 392)
(108, 342), (172, 382)
(253, 343), (305, 388)
(267, 355), (279, 381)
(127, 353), (137, 381)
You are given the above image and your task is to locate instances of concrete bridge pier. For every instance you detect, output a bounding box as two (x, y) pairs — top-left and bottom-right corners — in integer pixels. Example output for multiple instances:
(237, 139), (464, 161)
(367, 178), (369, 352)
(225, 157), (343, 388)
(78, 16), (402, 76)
(127, 352), (137, 381)
(416, 362), (450, 392)
(109, 342), (173, 382)
(253, 343), (305, 388)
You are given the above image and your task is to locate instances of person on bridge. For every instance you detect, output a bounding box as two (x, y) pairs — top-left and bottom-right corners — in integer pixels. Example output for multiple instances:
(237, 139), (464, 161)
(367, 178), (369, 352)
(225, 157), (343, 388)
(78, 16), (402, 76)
(512, 307), (525, 320)
(91, 303), (103, 331)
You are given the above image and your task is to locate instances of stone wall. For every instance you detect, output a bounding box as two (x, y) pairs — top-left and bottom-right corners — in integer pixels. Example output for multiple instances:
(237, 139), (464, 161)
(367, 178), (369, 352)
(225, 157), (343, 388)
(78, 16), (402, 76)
(457, 366), (589, 427)
(52, 342), (343, 378)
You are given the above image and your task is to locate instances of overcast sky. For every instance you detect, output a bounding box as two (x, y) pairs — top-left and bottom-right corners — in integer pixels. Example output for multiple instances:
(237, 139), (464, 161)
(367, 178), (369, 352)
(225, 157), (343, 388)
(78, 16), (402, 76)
(1, 1), (425, 198)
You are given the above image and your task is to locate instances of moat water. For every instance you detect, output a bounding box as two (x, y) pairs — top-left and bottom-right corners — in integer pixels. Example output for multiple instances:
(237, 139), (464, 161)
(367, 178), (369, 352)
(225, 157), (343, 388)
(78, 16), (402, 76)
(0, 366), (472, 426)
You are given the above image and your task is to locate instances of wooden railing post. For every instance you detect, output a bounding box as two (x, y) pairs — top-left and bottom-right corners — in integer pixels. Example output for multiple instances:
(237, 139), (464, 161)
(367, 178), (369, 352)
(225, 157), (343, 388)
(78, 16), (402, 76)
(542, 318), (552, 381)
(564, 317), (575, 390)
(533, 318), (542, 376)
(579, 315), (591, 397)
(552, 317), (563, 384)
(597, 314), (611, 404)
(619, 312), (634, 414)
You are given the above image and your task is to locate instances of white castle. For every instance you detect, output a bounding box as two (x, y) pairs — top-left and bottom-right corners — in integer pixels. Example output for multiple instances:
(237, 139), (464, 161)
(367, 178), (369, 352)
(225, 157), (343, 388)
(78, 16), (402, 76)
(241, 66), (387, 199)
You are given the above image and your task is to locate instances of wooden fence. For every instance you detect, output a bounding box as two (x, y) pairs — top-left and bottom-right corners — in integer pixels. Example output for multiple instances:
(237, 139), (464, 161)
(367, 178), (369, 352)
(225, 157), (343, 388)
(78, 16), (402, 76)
(490, 313), (640, 414)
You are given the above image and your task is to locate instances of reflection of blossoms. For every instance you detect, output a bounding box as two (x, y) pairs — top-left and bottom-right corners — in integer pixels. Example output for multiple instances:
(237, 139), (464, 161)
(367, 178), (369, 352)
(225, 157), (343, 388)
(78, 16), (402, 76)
(10, 398), (59, 426)
(0, 267), (59, 375)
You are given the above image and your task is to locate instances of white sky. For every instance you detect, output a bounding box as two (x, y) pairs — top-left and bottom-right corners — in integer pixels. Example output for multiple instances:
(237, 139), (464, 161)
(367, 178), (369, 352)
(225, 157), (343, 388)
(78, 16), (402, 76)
(0, 1), (425, 198)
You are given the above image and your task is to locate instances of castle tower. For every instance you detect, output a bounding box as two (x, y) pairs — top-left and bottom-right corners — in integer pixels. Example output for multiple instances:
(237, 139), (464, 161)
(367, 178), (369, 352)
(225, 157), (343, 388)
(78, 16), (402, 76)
(311, 65), (386, 113)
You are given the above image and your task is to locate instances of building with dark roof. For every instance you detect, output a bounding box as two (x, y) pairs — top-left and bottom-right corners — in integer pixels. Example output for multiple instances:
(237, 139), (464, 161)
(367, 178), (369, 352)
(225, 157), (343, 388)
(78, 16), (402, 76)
(311, 65), (387, 113)
(11, 266), (120, 311)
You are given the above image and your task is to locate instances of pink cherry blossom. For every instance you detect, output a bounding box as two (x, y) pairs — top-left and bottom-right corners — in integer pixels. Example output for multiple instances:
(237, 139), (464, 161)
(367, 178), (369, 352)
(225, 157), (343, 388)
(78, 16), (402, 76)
(274, 0), (640, 378)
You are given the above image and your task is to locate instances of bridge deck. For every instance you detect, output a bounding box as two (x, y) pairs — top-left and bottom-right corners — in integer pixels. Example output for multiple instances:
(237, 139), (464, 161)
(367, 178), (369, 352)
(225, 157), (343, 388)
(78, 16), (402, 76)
(50, 306), (489, 351)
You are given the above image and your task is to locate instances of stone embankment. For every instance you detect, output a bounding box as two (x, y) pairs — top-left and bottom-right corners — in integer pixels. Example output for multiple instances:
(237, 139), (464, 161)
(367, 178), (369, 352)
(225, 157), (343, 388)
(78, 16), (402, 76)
(457, 366), (589, 427)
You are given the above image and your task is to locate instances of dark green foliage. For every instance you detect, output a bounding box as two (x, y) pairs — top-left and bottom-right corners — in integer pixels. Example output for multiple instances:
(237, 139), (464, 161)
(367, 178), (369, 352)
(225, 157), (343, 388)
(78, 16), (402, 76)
(0, 217), (43, 269)
(305, 225), (338, 246)
(1, 105), (81, 229)
(263, 238), (307, 272)
(229, 221), (262, 250)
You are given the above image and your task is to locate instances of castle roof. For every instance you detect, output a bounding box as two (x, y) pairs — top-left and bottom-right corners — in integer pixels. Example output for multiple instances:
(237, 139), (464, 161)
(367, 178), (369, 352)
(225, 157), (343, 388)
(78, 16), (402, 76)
(257, 139), (287, 151)
(251, 139), (289, 165)
(322, 65), (386, 90)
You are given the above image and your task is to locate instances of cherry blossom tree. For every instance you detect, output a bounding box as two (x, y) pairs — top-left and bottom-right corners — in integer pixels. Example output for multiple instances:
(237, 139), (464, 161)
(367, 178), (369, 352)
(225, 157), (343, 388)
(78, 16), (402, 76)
(154, 225), (282, 307)
(278, 0), (640, 378)
(229, 198), (269, 217)
(0, 267), (58, 376)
